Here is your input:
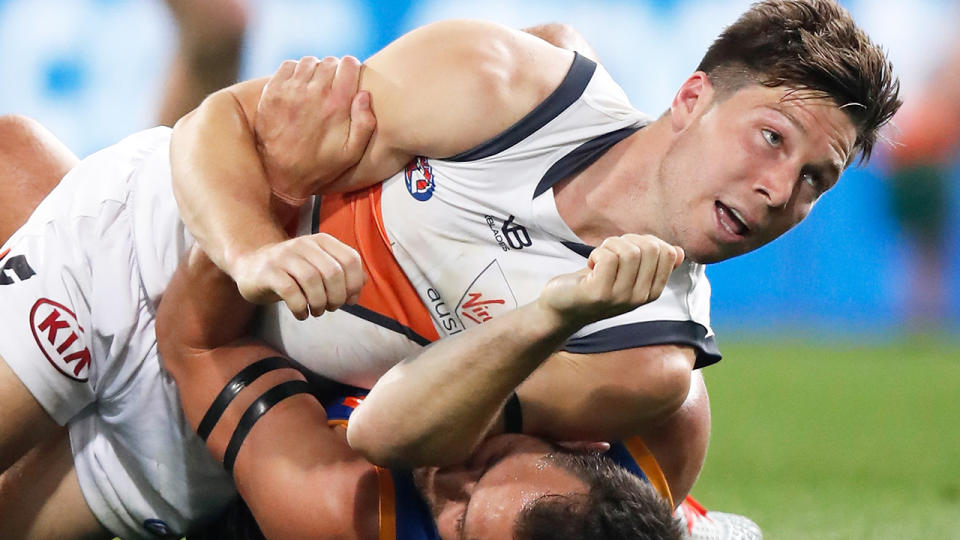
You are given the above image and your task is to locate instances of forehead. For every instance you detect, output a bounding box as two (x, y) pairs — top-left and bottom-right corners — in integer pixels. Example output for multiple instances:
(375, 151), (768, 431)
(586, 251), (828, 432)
(722, 84), (858, 168)
(463, 454), (586, 538)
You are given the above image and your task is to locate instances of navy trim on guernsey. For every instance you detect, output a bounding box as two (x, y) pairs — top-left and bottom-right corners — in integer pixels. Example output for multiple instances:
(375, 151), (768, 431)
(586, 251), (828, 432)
(391, 470), (443, 540)
(534, 126), (641, 198)
(443, 52), (597, 162)
(563, 320), (722, 369)
(309, 197), (432, 346)
(197, 356), (293, 441)
(311, 195), (322, 234)
(606, 442), (650, 482)
(561, 240), (594, 258)
(223, 380), (313, 472)
(340, 304), (432, 346)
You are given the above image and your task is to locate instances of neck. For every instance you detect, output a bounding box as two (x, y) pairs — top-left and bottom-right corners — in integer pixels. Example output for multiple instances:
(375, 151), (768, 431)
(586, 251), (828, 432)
(554, 118), (671, 246)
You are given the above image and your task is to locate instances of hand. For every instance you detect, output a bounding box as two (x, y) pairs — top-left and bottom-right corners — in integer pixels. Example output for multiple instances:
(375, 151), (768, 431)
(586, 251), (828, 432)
(231, 233), (367, 320)
(255, 55), (376, 202)
(538, 234), (684, 327)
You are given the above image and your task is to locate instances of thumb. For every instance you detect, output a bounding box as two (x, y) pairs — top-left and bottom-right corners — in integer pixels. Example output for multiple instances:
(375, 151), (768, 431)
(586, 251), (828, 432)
(672, 246), (685, 269)
(345, 91), (376, 157)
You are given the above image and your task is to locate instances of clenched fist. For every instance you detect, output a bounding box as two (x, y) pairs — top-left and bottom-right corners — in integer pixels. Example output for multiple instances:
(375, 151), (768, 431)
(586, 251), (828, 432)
(231, 233), (367, 320)
(539, 234), (684, 327)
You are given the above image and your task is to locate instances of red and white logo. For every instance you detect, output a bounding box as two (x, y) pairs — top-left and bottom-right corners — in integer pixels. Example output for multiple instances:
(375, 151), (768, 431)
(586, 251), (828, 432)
(30, 298), (91, 382)
(456, 261), (517, 327)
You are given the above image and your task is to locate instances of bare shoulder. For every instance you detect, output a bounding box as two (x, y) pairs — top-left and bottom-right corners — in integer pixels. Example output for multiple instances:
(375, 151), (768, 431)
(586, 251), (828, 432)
(360, 19), (575, 161)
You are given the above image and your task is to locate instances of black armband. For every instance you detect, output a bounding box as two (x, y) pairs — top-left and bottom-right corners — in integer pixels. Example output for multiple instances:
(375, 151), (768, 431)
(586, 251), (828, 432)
(222, 380), (313, 473)
(197, 356), (293, 441)
(503, 392), (523, 434)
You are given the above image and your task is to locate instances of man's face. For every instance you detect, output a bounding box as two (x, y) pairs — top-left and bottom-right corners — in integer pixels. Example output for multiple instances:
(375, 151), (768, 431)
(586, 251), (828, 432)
(655, 81), (858, 263)
(413, 434), (588, 539)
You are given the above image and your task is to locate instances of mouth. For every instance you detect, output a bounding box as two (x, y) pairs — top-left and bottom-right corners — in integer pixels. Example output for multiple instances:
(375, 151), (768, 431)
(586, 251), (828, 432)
(714, 201), (750, 239)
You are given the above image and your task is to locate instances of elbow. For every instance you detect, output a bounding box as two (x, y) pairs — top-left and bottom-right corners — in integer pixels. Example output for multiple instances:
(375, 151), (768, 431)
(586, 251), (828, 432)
(346, 411), (467, 469)
(634, 349), (695, 422)
(345, 410), (421, 468)
(605, 348), (695, 433)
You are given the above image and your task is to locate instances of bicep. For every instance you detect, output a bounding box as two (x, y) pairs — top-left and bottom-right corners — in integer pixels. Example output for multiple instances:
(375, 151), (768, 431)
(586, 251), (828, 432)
(336, 20), (573, 187)
(517, 345), (696, 441)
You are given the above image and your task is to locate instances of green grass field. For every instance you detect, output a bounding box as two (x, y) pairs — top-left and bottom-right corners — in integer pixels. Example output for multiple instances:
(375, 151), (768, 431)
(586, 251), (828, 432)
(692, 336), (960, 539)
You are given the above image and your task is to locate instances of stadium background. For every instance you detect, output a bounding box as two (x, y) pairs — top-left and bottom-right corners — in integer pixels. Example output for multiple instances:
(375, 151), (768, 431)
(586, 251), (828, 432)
(0, 0), (956, 537)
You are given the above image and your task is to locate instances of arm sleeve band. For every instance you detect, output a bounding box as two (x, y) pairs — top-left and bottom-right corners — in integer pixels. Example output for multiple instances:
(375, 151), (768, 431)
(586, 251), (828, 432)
(222, 379), (314, 473)
(197, 356), (293, 441)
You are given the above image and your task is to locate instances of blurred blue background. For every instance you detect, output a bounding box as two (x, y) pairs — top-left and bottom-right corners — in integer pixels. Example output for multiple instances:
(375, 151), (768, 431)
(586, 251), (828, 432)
(1, 0), (957, 337)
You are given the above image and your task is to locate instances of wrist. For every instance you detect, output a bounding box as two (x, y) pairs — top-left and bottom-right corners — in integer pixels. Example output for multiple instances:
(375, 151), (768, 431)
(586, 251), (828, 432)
(525, 300), (584, 344)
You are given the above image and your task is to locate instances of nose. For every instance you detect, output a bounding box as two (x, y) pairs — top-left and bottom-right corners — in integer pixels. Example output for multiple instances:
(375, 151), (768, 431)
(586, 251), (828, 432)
(753, 165), (795, 209)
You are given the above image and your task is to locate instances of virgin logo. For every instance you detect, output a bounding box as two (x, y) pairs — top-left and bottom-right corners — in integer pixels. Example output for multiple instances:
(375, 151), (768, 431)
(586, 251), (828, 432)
(30, 298), (91, 382)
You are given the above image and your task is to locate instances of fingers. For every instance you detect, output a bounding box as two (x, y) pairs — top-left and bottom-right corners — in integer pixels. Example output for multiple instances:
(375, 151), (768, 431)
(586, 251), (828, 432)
(314, 233), (367, 305)
(237, 235), (367, 320)
(331, 55), (362, 101)
(293, 55), (320, 81)
(287, 233), (366, 317)
(274, 59), (297, 81)
(588, 234), (683, 306)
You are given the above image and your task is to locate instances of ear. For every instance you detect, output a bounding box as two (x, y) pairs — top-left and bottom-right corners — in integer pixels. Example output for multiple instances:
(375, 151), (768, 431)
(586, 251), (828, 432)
(555, 441), (611, 454)
(670, 71), (713, 131)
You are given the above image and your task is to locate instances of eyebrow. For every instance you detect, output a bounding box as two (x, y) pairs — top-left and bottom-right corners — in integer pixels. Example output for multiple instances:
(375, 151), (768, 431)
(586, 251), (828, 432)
(765, 104), (806, 135)
(766, 105), (845, 183)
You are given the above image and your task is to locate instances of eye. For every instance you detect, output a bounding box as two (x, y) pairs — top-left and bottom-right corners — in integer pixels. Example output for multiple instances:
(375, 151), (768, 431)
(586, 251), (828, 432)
(761, 128), (782, 147)
(801, 170), (821, 191)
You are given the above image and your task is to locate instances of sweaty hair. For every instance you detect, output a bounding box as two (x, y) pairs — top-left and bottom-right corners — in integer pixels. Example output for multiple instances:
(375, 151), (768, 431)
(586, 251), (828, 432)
(696, 0), (901, 164)
(513, 452), (682, 540)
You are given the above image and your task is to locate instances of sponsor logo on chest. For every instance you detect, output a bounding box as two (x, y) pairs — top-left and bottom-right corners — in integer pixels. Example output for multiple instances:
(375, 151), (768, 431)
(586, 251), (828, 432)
(485, 215), (532, 251)
(29, 298), (91, 382)
(455, 260), (518, 327)
(426, 287), (464, 335)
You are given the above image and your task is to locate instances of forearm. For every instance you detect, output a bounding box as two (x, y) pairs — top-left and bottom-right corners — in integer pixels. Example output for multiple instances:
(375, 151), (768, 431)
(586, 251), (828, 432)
(155, 246), (255, 371)
(169, 81), (294, 277)
(347, 301), (579, 468)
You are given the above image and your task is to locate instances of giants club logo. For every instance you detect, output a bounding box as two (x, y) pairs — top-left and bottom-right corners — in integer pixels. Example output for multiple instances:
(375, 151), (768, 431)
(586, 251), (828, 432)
(0, 253), (35, 285)
(30, 298), (91, 382)
(485, 215), (532, 251)
(455, 260), (518, 327)
(404, 156), (435, 201)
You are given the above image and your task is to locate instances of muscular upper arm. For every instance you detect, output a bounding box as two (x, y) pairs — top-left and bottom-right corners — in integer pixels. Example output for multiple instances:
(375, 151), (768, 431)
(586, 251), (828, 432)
(517, 344), (697, 441)
(181, 20), (575, 193)
(330, 20), (575, 189)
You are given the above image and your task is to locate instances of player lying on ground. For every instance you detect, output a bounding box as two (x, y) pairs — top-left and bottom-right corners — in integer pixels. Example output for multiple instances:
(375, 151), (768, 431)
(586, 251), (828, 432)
(170, 0), (900, 494)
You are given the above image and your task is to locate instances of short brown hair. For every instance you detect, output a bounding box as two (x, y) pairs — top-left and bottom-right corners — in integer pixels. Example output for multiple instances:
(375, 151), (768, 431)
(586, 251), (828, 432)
(513, 452), (681, 540)
(697, 0), (901, 164)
